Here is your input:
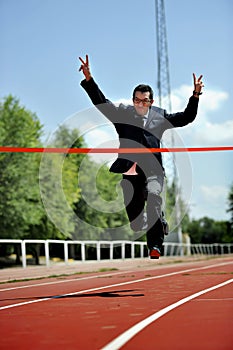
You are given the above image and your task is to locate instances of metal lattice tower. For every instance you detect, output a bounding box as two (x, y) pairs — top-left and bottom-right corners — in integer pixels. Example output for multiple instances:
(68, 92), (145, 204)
(155, 0), (183, 250)
(155, 0), (172, 113)
(155, 0), (175, 175)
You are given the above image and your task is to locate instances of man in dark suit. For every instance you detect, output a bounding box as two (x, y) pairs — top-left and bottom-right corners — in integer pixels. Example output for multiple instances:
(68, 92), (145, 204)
(79, 54), (204, 259)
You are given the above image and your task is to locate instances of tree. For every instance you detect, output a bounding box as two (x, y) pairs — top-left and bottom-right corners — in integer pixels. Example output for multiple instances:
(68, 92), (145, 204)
(185, 184), (233, 244)
(227, 183), (233, 228)
(38, 126), (85, 240)
(74, 160), (132, 241)
(187, 216), (231, 244)
(165, 179), (190, 233)
(0, 96), (43, 239)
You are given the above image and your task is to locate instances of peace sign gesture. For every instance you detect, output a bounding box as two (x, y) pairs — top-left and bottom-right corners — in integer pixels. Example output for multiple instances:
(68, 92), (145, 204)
(193, 73), (204, 96)
(79, 54), (92, 81)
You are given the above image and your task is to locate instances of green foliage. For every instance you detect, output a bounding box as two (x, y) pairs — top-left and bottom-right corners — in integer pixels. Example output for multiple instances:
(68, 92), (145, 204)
(164, 179), (190, 233)
(227, 182), (233, 227)
(0, 96), (43, 238)
(38, 126), (86, 239)
(40, 125), (132, 241)
(73, 160), (132, 241)
(186, 183), (233, 243)
(187, 217), (232, 243)
(0, 95), (42, 147)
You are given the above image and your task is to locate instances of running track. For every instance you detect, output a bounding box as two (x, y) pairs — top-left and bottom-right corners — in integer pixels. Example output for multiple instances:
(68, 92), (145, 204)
(0, 256), (232, 350)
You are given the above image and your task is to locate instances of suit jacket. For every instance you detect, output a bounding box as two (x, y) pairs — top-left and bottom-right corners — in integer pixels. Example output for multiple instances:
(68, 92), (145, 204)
(81, 78), (199, 176)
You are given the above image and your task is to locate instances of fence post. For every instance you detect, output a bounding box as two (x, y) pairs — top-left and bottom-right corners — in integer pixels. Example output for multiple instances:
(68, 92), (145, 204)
(64, 241), (69, 264)
(186, 236), (191, 256)
(163, 243), (168, 256)
(110, 242), (114, 260)
(140, 243), (144, 258)
(97, 242), (101, 261)
(45, 240), (50, 267)
(131, 243), (135, 259)
(221, 244), (224, 255)
(121, 242), (125, 260)
(21, 240), (26, 268)
(81, 243), (85, 261)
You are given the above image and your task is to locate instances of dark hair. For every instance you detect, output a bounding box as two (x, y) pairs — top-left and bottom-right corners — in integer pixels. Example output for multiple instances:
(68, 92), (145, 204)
(133, 84), (154, 100)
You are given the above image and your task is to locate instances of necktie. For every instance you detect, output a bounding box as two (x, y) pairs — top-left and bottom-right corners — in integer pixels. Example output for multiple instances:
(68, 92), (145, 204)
(143, 116), (147, 127)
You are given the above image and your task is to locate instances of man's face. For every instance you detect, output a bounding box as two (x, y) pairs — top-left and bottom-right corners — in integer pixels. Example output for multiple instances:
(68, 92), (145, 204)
(133, 91), (154, 116)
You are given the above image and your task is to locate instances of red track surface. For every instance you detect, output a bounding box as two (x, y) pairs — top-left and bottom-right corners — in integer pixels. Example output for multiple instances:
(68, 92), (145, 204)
(0, 257), (232, 350)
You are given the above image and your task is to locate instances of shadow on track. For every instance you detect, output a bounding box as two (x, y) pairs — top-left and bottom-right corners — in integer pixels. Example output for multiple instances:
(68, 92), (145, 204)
(1, 289), (145, 302)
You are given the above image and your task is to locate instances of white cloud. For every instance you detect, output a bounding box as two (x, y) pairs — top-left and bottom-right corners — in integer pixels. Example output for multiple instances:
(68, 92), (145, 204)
(200, 89), (229, 113)
(84, 128), (117, 148)
(170, 84), (229, 114)
(84, 127), (118, 164)
(201, 185), (228, 203)
(169, 85), (231, 146)
(195, 120), (233, 145)
(190, 185), (230, 220)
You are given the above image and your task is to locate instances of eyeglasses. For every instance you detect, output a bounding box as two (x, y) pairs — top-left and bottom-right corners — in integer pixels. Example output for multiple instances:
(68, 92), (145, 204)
(133, 97), (152, 106)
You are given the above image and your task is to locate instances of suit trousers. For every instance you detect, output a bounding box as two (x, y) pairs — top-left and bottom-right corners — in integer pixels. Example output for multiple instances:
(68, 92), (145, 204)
(121, 173), (165, 249)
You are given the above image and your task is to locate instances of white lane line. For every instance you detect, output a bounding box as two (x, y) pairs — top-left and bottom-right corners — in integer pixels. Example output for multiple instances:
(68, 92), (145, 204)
(101, 278), (233, 350)
(0, 261), (232, 311)
(195, 298), (233, 301)
(0, 271), (132, 292)
(1, 260), (232, 292)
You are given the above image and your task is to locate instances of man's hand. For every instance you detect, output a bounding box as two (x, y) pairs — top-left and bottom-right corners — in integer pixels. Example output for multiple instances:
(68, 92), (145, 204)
(193, 73), (204, 97)
(79, 54), (92, 81)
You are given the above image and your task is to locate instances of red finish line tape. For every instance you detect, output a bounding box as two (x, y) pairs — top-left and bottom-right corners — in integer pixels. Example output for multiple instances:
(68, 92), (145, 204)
(0, 146), (233, 154)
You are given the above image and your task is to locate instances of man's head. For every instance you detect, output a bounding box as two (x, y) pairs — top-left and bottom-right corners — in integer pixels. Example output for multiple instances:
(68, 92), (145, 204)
(133, 84), (154, 116)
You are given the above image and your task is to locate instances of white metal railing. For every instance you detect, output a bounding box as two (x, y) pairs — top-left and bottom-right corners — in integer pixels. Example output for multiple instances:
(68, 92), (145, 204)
(0, 239), (232, 268)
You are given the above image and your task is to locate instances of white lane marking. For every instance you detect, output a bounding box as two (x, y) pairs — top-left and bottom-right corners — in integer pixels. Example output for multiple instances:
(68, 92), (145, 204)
(195, 298), (233, 301)
(101, 278), (233, 350)
(0, 261), (232, 311)
(0, 271), (132, 292)
(1, 260), (232, 292)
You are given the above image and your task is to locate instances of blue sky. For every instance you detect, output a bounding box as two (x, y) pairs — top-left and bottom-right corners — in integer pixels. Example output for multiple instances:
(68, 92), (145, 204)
(1, 0), (232, 222)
